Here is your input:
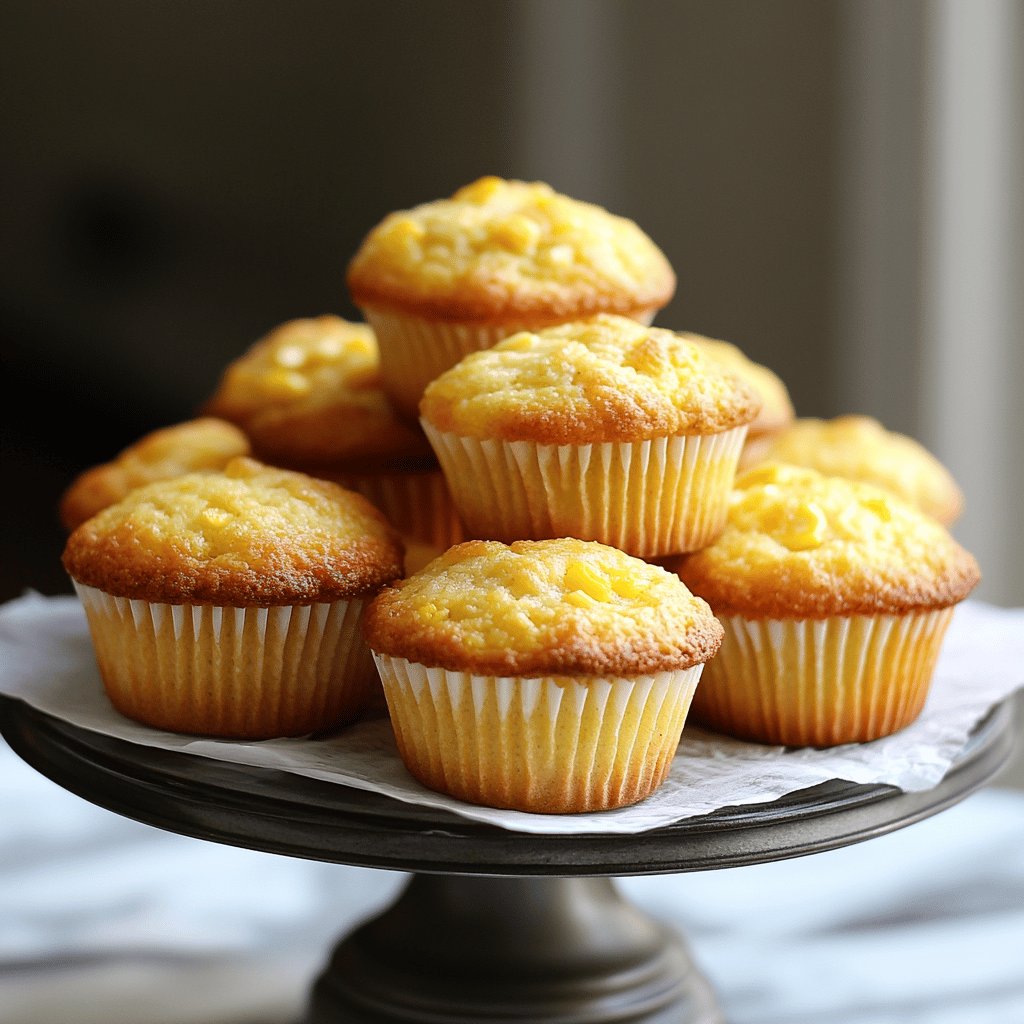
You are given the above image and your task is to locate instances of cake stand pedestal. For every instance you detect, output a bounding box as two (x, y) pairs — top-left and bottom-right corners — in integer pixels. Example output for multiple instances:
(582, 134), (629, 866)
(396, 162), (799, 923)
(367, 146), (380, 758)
(1, 695), (1016, 1024)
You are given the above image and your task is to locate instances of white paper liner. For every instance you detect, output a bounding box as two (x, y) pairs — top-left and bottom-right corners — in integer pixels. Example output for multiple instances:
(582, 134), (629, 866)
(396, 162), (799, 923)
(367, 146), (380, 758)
(1, 593), (1020, 835)
(694, 609), (953, 745)
(737, 432), (779, 471)
(363, 306), (658, 420)
(421, 424), (748, 556)
(73, 584), (373, 738)
(332, 466), (465, 549)
(374, 656), (702, 812)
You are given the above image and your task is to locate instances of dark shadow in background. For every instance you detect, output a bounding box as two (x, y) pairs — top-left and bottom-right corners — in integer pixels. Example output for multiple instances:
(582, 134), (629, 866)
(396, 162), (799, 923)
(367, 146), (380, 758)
(0, 0), (839, 603)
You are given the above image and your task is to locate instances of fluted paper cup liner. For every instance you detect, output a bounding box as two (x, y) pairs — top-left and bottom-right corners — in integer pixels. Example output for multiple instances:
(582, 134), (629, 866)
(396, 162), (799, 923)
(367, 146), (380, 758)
(421, 425), (748, 557)
(373, 655), (703, 813)
(691, 608), (955, 747)
(331, 466), (465, 549)
(362, 306), (658, 420)
(74, 583), (375, 738)
(737, 432), (780, 472)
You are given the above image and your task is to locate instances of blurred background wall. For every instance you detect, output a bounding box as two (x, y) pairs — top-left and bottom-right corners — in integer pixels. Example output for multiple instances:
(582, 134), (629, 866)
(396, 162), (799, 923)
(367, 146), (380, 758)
(1, 0), (1021, 608)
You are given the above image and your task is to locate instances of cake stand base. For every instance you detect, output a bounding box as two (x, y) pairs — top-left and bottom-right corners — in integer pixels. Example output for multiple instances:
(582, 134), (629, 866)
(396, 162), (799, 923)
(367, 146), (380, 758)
(1, 694), (1016, 1024)
(308, 874), (720, 1024)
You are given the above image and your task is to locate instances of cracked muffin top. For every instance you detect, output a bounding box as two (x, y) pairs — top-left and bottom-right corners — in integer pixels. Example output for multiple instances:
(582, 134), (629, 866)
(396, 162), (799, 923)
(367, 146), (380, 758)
(740, 415), (963, 525)
(668, 462), (980, 618)
(363, 536), (723, 676)
(347, 176), (676, 323)
(683, 334), (794, 440)
(203, 316), (432, 467)
(63, 457), (404, 606)
(58, 418), (251, 532)
(419, 314), (761, 444)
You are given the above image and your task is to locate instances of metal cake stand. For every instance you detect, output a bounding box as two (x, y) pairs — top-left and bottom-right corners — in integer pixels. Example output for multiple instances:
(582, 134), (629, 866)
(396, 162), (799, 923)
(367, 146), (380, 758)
(1, 694), (1016, 1024)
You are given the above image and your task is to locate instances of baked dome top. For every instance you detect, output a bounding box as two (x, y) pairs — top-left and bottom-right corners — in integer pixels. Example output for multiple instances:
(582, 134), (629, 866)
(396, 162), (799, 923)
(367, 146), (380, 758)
(683, 334), (794, 439)
(744, 415), (963, 525)
(419, 314), (761, 444)
(363, 536), (723, 676)
(63, 457), (404, 606)
(203, 316), (432, 465)
(58, 418), (251, 532)
(346, 176), (676, 322)
(669, 462), (980, 618)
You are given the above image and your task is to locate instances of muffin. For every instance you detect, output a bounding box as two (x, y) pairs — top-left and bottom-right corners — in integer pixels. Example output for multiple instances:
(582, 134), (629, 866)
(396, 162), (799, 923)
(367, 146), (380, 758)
(346, 176), (676, 418)
(360, 537), (448, 721)
(419, 314), (762, 557)
(667, 462), (980, 747)
(738, 415), (964, 525)
(62, 456), (404, 738)
(684, 334), (795, 447)
(58, 417), (251, 531)
(203, 315), (464, 548)
(363, 538), (723, 813)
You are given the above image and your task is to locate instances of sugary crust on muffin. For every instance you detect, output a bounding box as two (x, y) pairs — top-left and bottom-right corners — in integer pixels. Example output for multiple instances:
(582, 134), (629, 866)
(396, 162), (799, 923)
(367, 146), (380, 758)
(419, 315), (762, 444)
(743, 415), (964, 525)
(203, 316), (433, 465)
(58, 418), (252, 531)
(346, 177), (676, 323)
(684, 334), (795, 439)
(668, 463), (980, 618)
(362, 537), (723, 676)
(63, 457), (404, 605)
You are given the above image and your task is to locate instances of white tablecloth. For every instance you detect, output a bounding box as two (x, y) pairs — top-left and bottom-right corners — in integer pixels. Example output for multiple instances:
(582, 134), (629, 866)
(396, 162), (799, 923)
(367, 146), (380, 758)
(1, 731), (1023, 1024)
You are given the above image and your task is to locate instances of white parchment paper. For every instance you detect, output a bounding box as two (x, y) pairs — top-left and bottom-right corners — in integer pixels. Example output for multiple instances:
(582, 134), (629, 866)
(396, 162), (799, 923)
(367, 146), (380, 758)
(0, 591), (1021, 835)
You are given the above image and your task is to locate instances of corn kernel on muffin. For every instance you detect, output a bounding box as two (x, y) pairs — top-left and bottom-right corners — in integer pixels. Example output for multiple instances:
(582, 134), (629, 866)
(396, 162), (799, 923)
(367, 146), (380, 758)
(667, 462), (980, 746)
(363, 538), (723, 813)
(739, 415), (964, 525)
(346, 176), (677, 418)
(419, 314), (761, 557)
(202, 315), (463, 548)
(58, 418), (251, 532)
(684, 334), (795, 443)
(63, 456), (404, 739)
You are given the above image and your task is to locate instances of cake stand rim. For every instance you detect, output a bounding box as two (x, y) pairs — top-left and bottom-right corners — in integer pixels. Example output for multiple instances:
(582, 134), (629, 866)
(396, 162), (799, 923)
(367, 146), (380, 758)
(0, 693), (1015, 877)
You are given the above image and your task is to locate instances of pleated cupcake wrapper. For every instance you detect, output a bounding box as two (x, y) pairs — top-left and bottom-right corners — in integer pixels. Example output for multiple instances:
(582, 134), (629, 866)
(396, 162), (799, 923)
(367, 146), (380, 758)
(737, 432), (781, 472)
(74, 583), (374, 738)
(362, 306), (658, 421)
(374, 655), (703, 813)
(691, 608), (955, 747)
(331, 466), (465, 549)
(421, 424), (748, 557)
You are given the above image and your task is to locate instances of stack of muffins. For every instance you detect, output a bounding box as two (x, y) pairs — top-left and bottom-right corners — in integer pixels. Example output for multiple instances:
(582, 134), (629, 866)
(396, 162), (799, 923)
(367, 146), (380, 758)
(59, 175), (980, 816)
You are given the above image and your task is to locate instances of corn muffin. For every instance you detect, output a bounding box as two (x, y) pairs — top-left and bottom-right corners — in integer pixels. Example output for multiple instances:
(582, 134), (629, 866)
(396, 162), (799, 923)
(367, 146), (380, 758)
(738, 415), (964, 525)
(62, 456), (404, 739)
(360, 538), (449, 721)
(363, 538), (723, 813)
(419, 314), (761, 557)
(58, 418), (251, 531)
(685, 334), (795, 444)
(203, 315), (464, 548)
(346, 176), (676, 418)
(667, 462), (980, 746)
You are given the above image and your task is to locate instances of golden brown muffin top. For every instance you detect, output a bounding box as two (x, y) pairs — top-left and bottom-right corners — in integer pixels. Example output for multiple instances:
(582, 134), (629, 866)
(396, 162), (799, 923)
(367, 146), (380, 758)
(58, 418), (251, 532)
(63, 457), (404, 606)
(363, 537), (723, 676)
(742, 415), (964, 525)
(668, 462), (980, 618)
(419, 314), (762, 444)
(684, 334), (795, 439)
(346, 176), (676, 323)
(203, 316), (433, 467)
